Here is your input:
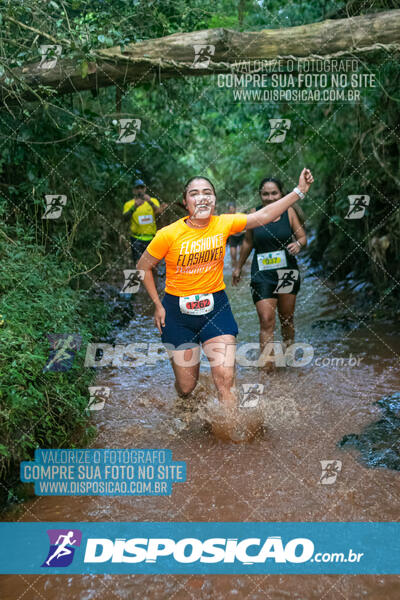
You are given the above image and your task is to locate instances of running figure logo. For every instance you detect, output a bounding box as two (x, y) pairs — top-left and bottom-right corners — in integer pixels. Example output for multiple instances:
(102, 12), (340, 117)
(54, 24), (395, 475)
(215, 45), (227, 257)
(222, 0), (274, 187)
(88, 386), (111, 410)
(121, 269), (145, 294)
(192, 45), (215, 68)
(42, 529), (82, 567)
(115, 118), (141, 143)
(239, 383), (264, 408)
(43, 333), (82, 372)
(42, 194), (67, 220)
(39, 45), (62, 69)
(345, 195), (370, 219)
(273, 269), (299, 294)
(266, 119), (291, 143)
(319, 460), (342, 485)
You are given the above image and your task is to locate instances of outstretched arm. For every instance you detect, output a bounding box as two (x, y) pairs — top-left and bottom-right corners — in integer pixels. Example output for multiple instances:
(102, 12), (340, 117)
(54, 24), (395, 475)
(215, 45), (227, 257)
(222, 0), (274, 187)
(245, 168), (314, 230)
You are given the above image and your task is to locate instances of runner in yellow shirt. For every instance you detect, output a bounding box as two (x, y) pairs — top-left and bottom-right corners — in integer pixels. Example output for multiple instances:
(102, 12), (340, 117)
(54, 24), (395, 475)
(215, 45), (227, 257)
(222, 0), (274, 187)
(137, 169), (314, 408)
(123, 179), (167, 264)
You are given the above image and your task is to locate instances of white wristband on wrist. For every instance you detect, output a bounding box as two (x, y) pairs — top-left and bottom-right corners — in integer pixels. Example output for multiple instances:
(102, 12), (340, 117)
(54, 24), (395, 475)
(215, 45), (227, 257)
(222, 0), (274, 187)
(293, 186), (305, 199)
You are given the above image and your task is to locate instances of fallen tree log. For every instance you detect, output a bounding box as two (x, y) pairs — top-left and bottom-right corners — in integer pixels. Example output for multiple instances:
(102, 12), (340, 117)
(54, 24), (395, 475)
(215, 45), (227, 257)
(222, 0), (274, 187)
(1, 9), (400, 103)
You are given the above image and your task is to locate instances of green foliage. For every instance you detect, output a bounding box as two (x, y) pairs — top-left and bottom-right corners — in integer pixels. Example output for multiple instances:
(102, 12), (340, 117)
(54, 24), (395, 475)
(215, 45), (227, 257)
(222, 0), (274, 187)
(0, 223), (112, 505)
(0, 0), (219, 71)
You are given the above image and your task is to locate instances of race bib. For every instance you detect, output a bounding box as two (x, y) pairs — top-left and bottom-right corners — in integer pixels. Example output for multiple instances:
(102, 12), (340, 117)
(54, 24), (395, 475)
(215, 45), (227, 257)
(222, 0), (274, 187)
(138, 214), (153, 225)
(179, 293), (214, 316)
(257, 250), (287, 271)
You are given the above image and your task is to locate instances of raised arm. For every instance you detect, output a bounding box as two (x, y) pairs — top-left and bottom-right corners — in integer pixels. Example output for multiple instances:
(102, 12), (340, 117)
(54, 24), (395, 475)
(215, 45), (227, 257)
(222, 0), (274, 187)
(245, 168), (314, 230)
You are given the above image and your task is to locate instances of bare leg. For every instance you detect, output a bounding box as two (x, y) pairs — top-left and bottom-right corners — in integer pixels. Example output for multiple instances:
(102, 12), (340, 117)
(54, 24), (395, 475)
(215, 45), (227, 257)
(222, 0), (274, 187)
(277, 294), (296, 349)
(203, 335), (264, 442)
(255, 298), (277, 370)
(202, 335), (237, 409)
(168, 345), (201, 397)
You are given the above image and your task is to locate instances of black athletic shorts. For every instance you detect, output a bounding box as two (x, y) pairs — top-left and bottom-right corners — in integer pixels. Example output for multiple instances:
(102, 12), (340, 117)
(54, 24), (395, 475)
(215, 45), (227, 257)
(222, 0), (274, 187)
(161, 290), (238, 347)
(250, 271), (300, 303)
(227, 233), (245, 248)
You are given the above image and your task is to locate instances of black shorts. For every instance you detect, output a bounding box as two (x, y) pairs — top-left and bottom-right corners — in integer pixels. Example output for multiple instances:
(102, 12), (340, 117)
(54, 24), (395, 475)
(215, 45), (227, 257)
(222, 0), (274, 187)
(227, 233), (244, 248)
(250, 270), (300, 303)
(130, 237), (151, 264)
(161, 290), (238, 347)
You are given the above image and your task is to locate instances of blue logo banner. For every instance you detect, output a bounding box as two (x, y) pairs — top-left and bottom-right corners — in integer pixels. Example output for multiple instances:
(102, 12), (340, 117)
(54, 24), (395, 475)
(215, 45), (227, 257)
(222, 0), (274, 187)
(0, 522), (398, 574)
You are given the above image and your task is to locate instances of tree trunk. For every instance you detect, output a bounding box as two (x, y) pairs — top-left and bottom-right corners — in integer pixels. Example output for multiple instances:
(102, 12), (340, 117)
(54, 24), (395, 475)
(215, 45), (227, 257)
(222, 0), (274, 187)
(2, 9), (400, 103)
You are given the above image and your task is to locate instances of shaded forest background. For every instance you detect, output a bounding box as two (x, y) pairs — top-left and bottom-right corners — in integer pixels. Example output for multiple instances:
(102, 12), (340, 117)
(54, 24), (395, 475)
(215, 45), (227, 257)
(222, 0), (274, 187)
(0, 0), (399, 504)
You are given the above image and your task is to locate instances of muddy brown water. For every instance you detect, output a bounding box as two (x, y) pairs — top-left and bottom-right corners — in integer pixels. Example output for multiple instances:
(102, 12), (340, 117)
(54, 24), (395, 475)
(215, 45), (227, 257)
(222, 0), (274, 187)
(1, 258), (400, 599)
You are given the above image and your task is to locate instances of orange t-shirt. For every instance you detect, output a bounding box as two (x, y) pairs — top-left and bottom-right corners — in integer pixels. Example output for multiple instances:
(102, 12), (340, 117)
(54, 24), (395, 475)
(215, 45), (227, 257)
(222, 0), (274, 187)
(146, 213), (247, 296)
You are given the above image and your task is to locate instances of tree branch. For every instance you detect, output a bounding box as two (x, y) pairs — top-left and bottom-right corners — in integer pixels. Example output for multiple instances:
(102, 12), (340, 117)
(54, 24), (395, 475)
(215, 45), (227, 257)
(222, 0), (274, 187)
(3, 15), (69, 46)
(1, 9), (399, 103)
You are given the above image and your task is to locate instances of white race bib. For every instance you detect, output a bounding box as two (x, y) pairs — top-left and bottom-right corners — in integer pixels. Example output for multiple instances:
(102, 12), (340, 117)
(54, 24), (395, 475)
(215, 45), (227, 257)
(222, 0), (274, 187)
(138, 214), (153, 225)
(179, 293), (214, 315)
(257, 250), (287, 271)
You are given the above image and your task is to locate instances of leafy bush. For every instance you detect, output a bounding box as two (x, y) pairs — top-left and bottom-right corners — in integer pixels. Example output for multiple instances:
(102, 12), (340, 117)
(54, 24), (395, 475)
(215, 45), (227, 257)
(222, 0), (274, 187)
(0, 224), (112, 506)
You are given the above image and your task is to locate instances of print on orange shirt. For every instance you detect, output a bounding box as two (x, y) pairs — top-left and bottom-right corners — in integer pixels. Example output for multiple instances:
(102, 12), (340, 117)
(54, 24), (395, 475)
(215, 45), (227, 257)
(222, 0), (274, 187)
(176, 233), (224, 272)
(146, 213), (247, 296)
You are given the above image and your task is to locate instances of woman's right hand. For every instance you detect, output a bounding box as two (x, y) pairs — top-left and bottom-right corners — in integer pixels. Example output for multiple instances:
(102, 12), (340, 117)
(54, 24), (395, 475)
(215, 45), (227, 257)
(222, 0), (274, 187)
(154, 304), (166, 334)
(298, 168), (314, 194)
(232, 267), (242, 286)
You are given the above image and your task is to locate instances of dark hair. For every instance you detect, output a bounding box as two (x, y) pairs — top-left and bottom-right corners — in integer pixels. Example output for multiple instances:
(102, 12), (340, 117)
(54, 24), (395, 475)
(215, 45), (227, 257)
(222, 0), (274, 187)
(258, 177), (284, 196)
(182, 176), (216, 202)
(258, 176), (305, 227)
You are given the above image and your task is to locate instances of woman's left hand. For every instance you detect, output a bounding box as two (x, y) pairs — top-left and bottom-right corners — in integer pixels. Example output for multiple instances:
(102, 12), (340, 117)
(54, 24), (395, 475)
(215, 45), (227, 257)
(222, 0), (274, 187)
(298, 168), (314, 194)
(287, 241), (301, 255)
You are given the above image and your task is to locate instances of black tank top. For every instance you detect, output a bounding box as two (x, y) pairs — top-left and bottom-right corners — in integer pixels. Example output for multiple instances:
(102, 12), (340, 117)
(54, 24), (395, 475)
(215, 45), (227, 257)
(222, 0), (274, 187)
(250, 208), (298, 282)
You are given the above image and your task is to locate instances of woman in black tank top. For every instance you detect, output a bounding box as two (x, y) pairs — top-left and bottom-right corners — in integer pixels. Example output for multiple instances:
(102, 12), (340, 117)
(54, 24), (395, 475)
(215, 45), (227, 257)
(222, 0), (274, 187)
(232, 177), (307, 369)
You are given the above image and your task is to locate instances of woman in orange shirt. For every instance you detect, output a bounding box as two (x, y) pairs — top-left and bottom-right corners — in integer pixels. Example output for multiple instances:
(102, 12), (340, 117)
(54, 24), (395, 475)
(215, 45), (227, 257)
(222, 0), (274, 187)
(137, 169), (314, 408)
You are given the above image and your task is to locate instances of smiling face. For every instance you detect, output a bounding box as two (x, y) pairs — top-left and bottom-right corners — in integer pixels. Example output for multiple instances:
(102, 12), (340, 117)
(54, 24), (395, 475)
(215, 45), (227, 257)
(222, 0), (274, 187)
(260, 181), (282, 205)
(184, 178), (216, 219)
